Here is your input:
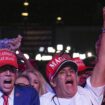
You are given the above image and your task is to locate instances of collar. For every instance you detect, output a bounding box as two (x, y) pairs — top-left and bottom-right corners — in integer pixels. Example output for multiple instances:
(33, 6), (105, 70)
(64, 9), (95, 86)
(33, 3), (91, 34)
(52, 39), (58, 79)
(0, 88), (14, 99)
(8, 88), (14, 100)
(0, 91), (3, 98)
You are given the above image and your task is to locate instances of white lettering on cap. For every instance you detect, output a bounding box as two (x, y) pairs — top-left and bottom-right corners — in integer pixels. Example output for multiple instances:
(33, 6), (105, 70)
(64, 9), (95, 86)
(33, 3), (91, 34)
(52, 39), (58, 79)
(5, 57), (14, 61)
(1, 51), (13, 56)
(0, 57), (14, 61)
(49, 57), (66, 70)
(0, 57), (5, 60)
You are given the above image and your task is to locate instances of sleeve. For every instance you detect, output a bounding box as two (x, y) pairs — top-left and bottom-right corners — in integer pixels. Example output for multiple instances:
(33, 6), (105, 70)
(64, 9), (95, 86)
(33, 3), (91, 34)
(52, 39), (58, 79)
(30, 88), (40, 105)
(85, 77), (105, 105)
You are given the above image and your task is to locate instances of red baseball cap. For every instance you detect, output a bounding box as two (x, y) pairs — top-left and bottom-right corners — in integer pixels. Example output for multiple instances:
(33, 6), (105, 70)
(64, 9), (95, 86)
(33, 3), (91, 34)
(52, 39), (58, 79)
(73, 57), (87, 72)
(0, 49), (18, 69)
(46, 54), (78, 81)
(73, 57), (93, 72)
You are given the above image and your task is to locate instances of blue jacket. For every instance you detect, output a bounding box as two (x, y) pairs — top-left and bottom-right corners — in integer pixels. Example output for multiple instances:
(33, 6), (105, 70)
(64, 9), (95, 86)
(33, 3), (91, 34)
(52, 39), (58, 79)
(14, 85), (40, 105)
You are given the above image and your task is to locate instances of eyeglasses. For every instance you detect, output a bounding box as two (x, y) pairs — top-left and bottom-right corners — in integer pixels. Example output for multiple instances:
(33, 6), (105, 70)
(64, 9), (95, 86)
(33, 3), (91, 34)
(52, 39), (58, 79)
(0, 65), (18, 73)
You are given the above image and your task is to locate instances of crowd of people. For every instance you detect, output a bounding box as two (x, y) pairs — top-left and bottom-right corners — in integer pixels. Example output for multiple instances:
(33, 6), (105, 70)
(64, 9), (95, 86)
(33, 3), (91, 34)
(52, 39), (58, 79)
(0, 6), (105, 105)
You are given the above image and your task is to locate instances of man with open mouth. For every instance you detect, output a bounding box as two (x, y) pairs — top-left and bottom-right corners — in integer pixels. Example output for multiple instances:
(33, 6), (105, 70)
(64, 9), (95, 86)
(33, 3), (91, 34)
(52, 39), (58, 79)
(0, 49), (40, 105)
(40, 7), (105, 105)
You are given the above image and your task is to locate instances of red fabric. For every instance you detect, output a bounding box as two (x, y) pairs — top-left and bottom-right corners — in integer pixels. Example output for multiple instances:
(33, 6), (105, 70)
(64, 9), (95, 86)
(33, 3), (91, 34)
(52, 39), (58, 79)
(0, 49), (18, 68)
(3, 95), (8, 105)
(73, 57), (87, 72)
(46, 54), (77, 81)
(73, 57), (93, 72)
(46, 54), (91, 81)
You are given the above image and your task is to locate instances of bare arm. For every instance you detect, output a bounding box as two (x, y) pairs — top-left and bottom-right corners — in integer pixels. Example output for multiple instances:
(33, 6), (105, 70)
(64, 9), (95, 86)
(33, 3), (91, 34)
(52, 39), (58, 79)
(90, 7), (105, 87)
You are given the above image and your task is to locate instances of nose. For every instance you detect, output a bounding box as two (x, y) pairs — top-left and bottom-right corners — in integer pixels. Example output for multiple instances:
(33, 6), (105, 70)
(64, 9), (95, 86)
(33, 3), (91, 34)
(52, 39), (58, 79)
(5, 70), (11, 75)
(66, 70), (71, 76)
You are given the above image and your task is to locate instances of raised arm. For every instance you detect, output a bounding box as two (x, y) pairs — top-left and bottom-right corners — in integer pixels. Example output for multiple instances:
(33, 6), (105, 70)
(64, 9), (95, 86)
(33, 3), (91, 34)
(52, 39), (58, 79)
(91, 7), (105, 87)
(17, 50), (36, 71)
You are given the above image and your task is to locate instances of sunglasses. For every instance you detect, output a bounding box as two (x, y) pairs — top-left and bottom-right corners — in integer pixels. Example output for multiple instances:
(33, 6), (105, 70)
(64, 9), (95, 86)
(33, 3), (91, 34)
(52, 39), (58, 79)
(0, 65), (18, 73)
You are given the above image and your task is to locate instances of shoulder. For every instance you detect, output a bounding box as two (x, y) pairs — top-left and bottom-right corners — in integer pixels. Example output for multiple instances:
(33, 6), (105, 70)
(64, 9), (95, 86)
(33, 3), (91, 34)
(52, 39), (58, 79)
(40, 91), (55, 100)
(15, 84), (35, 90)
(14, 85), (40, 105)
(77, 86), (90, 95)
(40, 92), (55, 105)
(78, 78), (104, 97)
(15, 84), (38, 95)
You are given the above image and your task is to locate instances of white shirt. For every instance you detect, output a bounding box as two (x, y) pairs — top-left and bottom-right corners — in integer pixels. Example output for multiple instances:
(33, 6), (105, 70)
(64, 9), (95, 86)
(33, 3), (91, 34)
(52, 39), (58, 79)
(40, 77), (105, 105)
(0, 88), (14, 105)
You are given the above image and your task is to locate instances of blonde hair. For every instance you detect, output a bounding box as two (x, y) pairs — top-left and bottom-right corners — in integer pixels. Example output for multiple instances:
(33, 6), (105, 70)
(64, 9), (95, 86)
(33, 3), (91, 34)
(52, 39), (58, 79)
(23, 69), (51, 96)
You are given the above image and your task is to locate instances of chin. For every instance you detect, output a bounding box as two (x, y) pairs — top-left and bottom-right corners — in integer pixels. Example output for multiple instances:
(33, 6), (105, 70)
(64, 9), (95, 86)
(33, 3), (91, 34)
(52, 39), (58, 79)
(3, 87), (13, 94)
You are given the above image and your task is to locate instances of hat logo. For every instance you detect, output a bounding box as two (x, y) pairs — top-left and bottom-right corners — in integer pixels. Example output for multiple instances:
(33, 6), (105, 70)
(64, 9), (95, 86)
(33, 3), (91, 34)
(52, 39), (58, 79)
(0, 49), (18, 68)
(0, 51), (13, 56)
(49, 57), (66, 70)
(0, 56), (15, 61)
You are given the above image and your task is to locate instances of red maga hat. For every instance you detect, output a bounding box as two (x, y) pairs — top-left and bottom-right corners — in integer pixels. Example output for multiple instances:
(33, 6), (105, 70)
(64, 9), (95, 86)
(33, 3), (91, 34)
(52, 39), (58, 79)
(0, 49), (18, 68)
(73, 57), (93, 72)
(46, 54), (78, 81)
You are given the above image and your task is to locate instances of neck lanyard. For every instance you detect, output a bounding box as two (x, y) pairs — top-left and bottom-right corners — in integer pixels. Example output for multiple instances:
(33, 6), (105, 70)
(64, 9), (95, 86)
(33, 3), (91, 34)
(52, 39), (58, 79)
(52, 95), (60, 105)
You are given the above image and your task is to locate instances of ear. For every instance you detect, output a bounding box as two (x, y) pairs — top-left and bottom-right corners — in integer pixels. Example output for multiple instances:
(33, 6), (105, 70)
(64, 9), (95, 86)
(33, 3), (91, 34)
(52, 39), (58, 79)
(50, 78), (56, 87)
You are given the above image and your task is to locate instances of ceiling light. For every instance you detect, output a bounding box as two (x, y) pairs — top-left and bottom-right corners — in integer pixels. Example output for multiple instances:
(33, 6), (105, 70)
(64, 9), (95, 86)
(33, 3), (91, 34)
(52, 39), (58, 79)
(21, 12), (29, 17)
(23, 2), (29, 6)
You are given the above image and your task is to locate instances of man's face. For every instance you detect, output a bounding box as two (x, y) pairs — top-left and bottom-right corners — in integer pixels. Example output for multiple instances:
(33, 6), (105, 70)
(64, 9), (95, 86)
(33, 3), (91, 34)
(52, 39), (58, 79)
(50, 66), (78, 98)
(0, 66), (17, 95)
(78, 70), (93, 86)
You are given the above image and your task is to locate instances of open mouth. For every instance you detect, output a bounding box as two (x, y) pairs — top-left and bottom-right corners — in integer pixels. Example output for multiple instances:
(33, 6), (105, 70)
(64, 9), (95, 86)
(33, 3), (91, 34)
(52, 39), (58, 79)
(4, 80), (12, 84)
(65, 80), (73, 85)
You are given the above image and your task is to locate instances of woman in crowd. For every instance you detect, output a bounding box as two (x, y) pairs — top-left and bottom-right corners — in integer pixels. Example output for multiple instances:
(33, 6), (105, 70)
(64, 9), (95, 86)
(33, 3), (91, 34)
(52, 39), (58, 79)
(23, 70), (52, 96)
(15, 74), (30, 86)
(17, 50), (52, 96)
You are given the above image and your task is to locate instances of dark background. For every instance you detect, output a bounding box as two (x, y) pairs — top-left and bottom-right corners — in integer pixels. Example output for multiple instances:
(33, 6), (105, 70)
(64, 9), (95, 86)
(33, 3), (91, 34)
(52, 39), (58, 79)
(0, 0), (105, 54)
(0, 0), (104, 26)
(0, 0), (105, 77)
